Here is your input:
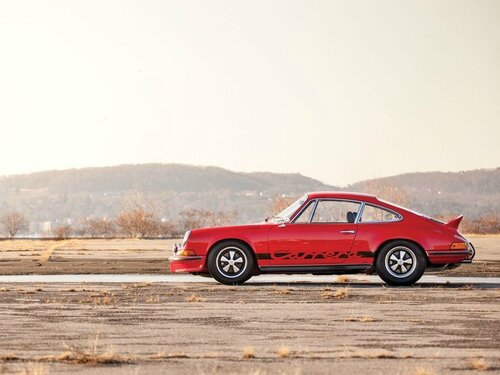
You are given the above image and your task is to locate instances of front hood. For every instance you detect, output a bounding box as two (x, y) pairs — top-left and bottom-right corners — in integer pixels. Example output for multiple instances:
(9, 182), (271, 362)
(190, 222), (274, 235)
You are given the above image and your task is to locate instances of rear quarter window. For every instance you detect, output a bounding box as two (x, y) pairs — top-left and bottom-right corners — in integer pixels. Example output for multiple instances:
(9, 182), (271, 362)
(360, 204), (401, 223)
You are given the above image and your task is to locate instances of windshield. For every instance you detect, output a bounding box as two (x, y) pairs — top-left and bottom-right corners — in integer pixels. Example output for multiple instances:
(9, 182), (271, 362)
(271, 195), (308, 222)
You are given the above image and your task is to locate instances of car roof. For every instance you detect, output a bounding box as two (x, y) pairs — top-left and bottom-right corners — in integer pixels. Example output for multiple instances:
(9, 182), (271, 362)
(306, 191), (379, 203)
(304, 191), (423, 220)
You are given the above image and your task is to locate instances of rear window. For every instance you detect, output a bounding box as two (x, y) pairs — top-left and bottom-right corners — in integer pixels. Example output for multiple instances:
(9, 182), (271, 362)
(359, 204), (401, 223)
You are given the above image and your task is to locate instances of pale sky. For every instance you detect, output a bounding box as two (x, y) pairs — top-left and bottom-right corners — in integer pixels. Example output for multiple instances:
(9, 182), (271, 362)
(0, 0), (499, 186)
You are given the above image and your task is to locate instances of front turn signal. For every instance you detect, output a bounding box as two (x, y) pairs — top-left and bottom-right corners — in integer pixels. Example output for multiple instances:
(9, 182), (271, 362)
(450, 242), (468, 250)
(177, 249), (197, 256)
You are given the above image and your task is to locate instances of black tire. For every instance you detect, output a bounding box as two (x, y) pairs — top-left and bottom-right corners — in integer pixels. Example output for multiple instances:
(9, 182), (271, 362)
(375, 240), (426, 286)
(207, 241), (255, 285)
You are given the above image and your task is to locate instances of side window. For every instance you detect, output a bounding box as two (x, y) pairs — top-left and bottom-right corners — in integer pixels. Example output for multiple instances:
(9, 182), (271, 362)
(293, 201), (316, 223)
(310, 200), (360, 223)
(360, 205), (401, 223)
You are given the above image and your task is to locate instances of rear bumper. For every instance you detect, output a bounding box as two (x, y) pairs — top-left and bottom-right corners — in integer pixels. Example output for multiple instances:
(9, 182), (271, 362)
(169, 255), (206, 273)
(426, 242), (475, 264)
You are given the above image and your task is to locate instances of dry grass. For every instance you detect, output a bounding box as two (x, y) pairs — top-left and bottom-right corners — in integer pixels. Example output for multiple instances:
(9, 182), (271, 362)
(242, 346), (256, 359)
(46, 335), (133, 365)
(133, 282), (152, 288)
(2, 350), (231, 367)
(0, 353), (22, 362)
(414, 368), (436, 375)
(467, 358), (489, 371)
(274, 288), (291, 295)
(78, 295), (114, 305)
(344, 316), (375, 322)
(276, 345), (290, 358)
(336, 275), (351, 283)
(339, 349), (412, 359)
(321, 288), (349, 300)
(149, 352), (189, 360)
(146, 294), (160, 303)
(16, 363), (48, 375)
(187, 293), (201, 303)
(39, 241), (69, 263)
(46, 348), (134, 365)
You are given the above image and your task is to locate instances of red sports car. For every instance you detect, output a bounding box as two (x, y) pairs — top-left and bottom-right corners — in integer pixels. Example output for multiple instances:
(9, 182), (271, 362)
(170, 192), (475, 285)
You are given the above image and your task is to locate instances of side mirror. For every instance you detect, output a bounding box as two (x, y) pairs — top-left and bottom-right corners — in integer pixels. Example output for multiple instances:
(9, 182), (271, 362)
(278, 218), (290, 228)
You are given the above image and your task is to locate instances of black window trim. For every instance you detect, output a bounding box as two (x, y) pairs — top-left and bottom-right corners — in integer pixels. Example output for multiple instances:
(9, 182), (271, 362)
(357, 203), (403, 224)
(291, 198), (363, 224)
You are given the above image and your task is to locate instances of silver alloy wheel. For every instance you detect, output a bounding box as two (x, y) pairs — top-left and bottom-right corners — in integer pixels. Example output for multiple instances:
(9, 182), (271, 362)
(384, 246), (417, 278)
(215, 246), (248, 279)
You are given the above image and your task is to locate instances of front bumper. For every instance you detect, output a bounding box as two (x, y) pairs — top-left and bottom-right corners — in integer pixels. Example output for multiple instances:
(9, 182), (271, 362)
(169, 255), (206, 273)
(169, 243), (206, 273)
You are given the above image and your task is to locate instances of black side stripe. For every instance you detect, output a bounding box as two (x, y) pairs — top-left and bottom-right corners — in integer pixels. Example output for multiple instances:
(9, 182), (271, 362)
(357, 251), (375, 258)
(256, 253), (272, 260)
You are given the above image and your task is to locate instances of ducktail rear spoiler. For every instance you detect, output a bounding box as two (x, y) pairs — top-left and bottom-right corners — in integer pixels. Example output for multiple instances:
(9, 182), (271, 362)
(445, 215), (463, 229)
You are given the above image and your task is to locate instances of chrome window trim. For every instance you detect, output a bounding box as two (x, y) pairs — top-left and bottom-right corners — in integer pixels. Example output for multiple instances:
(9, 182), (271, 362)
(354, 202), (365, 224)
(357, 203), (403, 224)
(309, 199), (319, 223)
(291, 198), (403, 224)
(291, 199), (318, 223)
(292, 198), (363, 224)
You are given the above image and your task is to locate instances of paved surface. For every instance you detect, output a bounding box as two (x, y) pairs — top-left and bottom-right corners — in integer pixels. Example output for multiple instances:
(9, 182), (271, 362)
(0, 273), (499, 285)
(0, 273), (499, 374)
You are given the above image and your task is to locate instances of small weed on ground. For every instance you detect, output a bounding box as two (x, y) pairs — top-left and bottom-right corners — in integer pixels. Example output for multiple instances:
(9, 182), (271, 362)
(344, 316), (375, 322)
(414, 368), (436, 375)
(276, 346), (290, 358)
(321, 288), (349, 300)
(468, 358), (489, 371)
(187, 294), (201, 303)
(336, 275), (351, 283)
(242, 347), (255, 359)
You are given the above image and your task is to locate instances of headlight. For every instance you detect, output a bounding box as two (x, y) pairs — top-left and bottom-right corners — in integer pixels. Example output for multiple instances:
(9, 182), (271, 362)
(181, 230), (191, 248)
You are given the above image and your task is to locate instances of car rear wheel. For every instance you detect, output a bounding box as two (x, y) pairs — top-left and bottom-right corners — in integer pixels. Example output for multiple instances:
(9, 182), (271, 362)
(207, 241), (255, 285)
(375, 241), (426, 286)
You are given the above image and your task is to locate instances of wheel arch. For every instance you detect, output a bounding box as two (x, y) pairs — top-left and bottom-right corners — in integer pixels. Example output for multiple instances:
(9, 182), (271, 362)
(206, 238), (258, 268)
(373, 238), (428, 266)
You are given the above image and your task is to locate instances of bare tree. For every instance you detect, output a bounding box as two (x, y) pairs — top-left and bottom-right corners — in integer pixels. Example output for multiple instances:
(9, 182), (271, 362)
(462, 212), (500, 234)
(115, 209), (161, 238)
(271, 196), (295, 216)
(86, 218), (116, 238)
(157, 220), (179, 238)
(52, 224), (73, 240)
(179, 209), (238, 232)
(357, 180), (411, 206)
(1, 212), (28, 238)
(115, 192), (164, 238)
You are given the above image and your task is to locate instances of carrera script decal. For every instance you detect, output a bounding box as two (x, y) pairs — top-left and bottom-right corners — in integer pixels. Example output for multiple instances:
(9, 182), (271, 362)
(273, 251), (342, 260)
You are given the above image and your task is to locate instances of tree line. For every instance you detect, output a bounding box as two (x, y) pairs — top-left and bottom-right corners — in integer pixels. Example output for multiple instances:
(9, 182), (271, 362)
(1, 191), (499, 238)
(0, 208), (238, 239)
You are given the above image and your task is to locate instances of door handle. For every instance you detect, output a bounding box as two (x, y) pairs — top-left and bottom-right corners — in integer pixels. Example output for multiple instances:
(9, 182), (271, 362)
(340, 230), (356, 234)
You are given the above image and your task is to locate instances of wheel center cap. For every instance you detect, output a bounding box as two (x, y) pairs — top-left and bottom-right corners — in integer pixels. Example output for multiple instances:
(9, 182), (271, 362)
(397, 260), (404, 265)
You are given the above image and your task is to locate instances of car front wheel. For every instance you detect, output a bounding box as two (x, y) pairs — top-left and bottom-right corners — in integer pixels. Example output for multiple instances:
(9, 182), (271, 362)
(375, 241), (426, 286)
(207, 241), (255, 285)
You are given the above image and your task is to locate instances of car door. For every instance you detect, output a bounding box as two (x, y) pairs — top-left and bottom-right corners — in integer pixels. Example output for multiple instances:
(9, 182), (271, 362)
(267, 199), (361, 267)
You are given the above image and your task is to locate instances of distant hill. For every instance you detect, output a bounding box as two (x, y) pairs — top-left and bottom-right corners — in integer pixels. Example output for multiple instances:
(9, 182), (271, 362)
(0, 164), (333, 224)
(0, 164), (498, 229)
(348, 168), (500, 219)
